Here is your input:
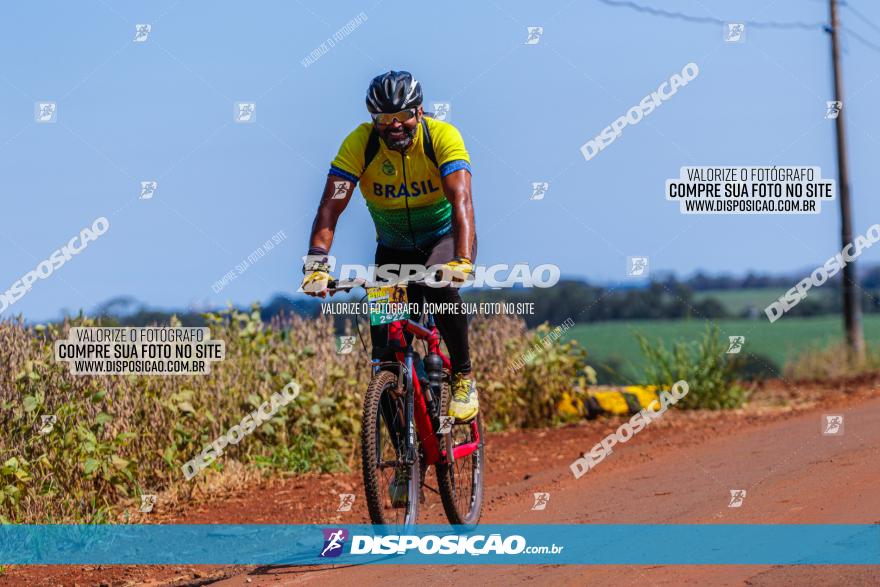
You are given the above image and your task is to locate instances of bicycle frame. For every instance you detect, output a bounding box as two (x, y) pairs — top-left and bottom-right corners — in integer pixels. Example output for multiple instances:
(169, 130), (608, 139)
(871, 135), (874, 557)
(373, 313), (481, 468)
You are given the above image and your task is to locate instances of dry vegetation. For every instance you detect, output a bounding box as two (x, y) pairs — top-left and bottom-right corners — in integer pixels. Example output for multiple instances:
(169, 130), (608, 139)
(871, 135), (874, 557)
(0, 308), (590, 523)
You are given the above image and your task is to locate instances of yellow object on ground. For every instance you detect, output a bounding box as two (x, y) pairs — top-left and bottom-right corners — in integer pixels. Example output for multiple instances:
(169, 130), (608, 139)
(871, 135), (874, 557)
(560, 385), (662, 418)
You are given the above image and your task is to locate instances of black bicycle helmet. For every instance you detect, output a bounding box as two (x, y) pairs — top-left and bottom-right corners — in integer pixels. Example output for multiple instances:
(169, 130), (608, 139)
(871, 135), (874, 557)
(365, 71), (422, 114)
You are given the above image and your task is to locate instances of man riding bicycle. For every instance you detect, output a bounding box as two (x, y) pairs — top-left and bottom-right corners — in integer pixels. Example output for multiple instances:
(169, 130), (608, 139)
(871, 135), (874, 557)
(300, 70), (479, 423)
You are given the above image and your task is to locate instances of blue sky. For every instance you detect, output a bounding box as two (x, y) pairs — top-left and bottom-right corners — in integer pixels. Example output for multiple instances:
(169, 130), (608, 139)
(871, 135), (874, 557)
(2, 0), (879, 320)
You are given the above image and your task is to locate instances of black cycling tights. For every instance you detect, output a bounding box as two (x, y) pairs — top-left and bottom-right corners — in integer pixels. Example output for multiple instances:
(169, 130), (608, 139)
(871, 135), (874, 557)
(369, 233), (476, 375)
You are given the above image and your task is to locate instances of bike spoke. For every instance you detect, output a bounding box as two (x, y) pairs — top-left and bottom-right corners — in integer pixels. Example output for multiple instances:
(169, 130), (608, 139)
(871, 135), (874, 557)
(450, 421), (478, 515)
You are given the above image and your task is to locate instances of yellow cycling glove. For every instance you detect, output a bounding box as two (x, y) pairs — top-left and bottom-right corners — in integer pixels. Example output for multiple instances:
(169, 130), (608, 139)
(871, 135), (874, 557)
(300, 257), (331, 297)
(439, 257), (473, 287)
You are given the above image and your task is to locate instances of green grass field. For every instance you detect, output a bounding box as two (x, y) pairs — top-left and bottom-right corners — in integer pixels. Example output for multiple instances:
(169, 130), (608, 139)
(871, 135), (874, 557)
(565, 314), (880, 382)
(693, 288), (782, 315)
(693, 288), (835, 316)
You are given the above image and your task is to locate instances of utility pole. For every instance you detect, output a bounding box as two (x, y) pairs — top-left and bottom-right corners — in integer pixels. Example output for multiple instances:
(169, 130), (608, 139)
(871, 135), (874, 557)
(829, 0), (865, 360)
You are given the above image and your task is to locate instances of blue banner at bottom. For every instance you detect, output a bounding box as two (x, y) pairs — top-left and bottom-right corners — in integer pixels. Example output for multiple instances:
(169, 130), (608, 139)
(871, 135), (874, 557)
(1, 524), (877, 565)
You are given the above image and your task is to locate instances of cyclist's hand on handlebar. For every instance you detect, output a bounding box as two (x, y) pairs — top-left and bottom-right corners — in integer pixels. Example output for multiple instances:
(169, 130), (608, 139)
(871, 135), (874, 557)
(439, 257), (473, 287)
(300, 257), (332, 298)
(300, 270), (331, 297)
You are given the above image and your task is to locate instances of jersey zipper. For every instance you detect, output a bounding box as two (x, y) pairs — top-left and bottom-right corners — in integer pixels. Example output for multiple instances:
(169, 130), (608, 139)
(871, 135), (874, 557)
(399, 150), (417, 250)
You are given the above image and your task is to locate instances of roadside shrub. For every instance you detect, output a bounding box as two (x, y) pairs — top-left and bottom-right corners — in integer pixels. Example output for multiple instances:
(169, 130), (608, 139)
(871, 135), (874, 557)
(591, 355), (627, 385)
(635, 324), (747, 409)
(728, 352), (780, 381)
(471, 317), (595, 429)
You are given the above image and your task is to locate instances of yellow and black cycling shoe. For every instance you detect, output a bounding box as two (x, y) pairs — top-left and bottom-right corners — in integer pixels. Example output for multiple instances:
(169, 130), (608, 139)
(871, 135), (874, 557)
(448, 373), (479, 422)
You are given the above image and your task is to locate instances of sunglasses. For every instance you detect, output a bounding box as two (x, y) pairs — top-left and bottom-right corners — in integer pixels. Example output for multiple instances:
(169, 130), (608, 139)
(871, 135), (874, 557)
(371, 109), (417, 125)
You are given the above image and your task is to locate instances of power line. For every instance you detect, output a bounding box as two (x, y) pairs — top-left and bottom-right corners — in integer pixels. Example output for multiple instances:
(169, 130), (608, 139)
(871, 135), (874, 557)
(596, 0), (880, 55)
(842, 25), (880, 53)
(596, 0), (826, 30)
(842, 3), (880, 36)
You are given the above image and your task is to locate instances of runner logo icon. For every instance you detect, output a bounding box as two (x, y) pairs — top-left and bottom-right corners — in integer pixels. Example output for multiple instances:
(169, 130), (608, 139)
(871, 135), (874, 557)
(525, 26), (543, 45)
(332, 181), (350, 199)
(134, 24), (151, 42)
(337, 494), (355, 512)
(335, 335), (356, 354)
(320, 528), (349, 557)
(725, 23), (745, 42)
(726, 336), (745, 354)
(825, 101), (842, 120)
(531, 492), (550, 511)
(627, 256), (649, 277)
(432, 102), (451, 121)
(728, 489), (747, 508)
(530, 182), (549, 201)
(38, 414), (57, 435)
(822, 414), (844, 435)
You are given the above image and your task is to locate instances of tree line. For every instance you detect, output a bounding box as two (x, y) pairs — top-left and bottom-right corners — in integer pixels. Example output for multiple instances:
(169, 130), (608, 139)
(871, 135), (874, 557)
(81, 267), (880, 329)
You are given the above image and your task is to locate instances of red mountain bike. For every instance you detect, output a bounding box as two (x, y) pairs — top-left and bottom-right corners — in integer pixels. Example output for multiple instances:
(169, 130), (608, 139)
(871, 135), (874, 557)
(327, 277), (484, 527)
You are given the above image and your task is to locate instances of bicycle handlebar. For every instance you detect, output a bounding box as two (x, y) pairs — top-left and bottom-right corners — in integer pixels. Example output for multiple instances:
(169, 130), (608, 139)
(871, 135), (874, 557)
(324, 275), (435, 295)
(325, 277), (366, 294)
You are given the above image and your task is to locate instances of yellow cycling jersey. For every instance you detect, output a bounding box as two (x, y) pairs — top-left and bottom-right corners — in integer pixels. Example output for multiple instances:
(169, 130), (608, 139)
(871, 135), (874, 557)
(329, 117), (471, 250)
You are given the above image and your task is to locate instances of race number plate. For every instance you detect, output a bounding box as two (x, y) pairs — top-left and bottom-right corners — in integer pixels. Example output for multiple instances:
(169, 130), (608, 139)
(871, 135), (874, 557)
(367, 285), (409, 326)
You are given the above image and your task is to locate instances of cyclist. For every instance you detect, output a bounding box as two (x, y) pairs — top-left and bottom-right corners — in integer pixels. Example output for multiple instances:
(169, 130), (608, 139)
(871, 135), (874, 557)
(300, 70), (480, 423)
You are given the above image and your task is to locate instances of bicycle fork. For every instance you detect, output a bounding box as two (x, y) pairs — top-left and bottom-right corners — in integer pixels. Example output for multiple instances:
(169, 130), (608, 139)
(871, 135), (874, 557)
(404, 349), (417, 465)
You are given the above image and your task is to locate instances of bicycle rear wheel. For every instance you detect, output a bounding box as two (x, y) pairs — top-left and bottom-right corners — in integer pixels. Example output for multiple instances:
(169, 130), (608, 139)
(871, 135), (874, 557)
(436, 379), (484, 526)
(361, 369), (420, 526)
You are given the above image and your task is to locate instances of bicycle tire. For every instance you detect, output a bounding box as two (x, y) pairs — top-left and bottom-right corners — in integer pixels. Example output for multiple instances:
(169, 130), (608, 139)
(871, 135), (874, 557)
(361, 369), (420, 526)
(435, 379), (485, 526)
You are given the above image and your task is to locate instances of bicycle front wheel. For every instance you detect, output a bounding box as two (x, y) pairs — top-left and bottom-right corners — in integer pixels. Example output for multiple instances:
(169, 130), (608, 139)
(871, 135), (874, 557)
(436, 379), (484, 526)
(361, 369), (420, 526)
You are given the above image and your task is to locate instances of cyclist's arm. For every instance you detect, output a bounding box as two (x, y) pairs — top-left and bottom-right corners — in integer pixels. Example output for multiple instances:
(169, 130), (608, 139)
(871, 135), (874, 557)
(307, 175), (357, 253)
(441, 169), (475, 260)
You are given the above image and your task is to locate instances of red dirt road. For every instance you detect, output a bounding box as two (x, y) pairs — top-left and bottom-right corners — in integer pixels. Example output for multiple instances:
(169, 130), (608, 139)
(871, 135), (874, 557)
(7, 381), (880, 586)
